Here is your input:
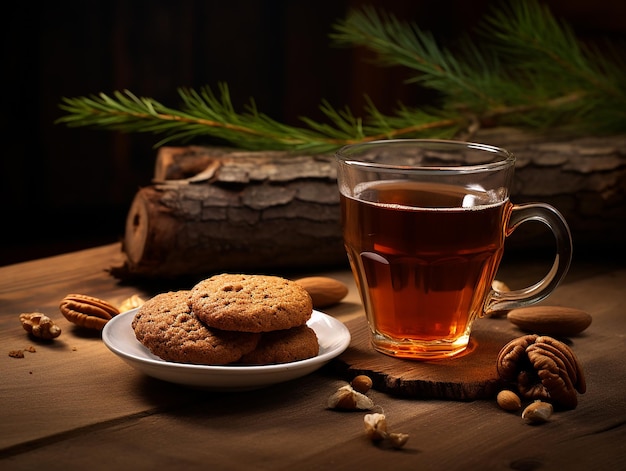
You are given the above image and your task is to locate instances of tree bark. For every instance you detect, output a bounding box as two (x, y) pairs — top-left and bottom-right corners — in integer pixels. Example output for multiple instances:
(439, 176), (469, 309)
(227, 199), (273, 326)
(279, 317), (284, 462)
(476, 128), (626, 251)
(112, 146), (346, 280)
(111, 129), (626, 280)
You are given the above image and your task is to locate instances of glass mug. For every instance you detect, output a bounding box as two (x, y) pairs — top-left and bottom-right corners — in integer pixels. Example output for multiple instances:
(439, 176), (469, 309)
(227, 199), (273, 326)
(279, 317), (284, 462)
(335, 139), (572, 360)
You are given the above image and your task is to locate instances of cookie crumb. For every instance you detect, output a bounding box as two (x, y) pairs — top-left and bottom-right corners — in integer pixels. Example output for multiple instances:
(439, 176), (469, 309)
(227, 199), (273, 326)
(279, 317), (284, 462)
(9, 350), (24, 358)
(24, 345), (36, 353)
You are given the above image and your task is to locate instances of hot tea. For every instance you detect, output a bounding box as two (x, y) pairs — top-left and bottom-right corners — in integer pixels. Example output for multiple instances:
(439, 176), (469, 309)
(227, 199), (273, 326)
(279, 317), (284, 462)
(341, 180), (511, 357)
(336, 139), (572, 360)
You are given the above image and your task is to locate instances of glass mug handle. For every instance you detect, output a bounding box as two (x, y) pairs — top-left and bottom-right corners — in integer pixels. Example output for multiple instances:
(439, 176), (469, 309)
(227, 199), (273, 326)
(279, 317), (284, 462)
(485, 203), (573, 314)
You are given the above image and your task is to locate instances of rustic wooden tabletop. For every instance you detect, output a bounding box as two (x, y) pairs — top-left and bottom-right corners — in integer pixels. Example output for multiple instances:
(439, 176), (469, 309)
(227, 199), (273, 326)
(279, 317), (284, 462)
(1, 244), (624, 470)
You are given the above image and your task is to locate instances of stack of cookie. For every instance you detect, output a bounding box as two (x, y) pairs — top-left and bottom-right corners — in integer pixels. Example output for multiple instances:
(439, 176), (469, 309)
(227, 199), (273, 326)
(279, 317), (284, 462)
(132, 274), (319, 366)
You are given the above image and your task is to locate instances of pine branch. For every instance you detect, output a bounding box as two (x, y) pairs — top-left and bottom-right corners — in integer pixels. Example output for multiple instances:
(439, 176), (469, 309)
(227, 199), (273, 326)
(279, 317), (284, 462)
(58, 85), (463, 152)
(56, 0), (626, 153)
(58, 85), (355, 152)
(331, 0), (626, 131)
(480, 0), (626, 131)
(329, 6), (502, 110)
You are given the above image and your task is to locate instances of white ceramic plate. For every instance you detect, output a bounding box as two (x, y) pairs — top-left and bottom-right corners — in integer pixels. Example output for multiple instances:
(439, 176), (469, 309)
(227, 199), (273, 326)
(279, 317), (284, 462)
(102, 308), (351, 391)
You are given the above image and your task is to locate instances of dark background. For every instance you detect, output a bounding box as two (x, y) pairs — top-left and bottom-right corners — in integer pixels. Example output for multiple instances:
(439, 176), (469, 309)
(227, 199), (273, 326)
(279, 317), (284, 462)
(3, 0), (625, 266)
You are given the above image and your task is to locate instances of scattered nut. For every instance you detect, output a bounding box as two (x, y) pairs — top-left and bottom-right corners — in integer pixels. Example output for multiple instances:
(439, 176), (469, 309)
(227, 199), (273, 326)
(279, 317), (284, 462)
(330, 382), (408, 449)
(327, 384), (374, 411)
(118, 294), (146, 312)
(363, 413), (409, 449)
(364, 413), (388, 441)
(522, 400), (553, 424)
(497, 390), (522, 411)
(507, 306), (592, 336)
(294, 277), (349, 308)
(497, 334), (586, 410)
(19, 312), (62, 339)
(387, 432), (410, 449)
(351, 375), (373, 394)
(59, 294), (120, 330)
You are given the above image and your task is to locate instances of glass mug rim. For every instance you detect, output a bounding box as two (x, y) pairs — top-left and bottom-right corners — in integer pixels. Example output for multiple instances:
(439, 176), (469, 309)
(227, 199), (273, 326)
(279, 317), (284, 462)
(335, 139), (515, 175)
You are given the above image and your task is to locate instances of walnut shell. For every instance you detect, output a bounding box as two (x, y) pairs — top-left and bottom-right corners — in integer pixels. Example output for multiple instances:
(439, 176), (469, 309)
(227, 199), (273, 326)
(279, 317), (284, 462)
(497, 334), (586, 410)
(522, 401), (554, 424)
(327, 385), (374, 410)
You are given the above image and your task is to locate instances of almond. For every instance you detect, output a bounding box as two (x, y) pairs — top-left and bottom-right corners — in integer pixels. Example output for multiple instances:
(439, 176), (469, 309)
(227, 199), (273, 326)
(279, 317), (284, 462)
(507, 306), (592, 336)
(496, 390), (522, 411)
(294, 276), (349, 308)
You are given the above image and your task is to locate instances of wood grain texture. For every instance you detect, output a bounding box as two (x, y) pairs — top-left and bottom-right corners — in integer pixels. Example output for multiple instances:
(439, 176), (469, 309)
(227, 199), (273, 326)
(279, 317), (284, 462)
(1, 245), (625, 470)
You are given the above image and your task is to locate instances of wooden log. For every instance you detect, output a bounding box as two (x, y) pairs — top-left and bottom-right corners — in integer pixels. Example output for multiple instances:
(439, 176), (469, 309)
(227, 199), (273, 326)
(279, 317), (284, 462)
(111, 130), (626, 280)
(112, 147), (347, 280)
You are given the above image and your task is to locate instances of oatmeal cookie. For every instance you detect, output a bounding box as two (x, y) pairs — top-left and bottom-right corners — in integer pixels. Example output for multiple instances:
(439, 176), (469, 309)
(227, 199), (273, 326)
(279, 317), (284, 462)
(238, 325), (319, 365)
(189, 274), (313, 333)
(132, 291), (260, 365)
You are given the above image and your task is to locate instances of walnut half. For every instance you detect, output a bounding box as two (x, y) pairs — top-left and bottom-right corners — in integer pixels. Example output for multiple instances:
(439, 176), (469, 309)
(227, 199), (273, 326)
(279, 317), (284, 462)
(19, 312), (62, 339)
(496, 334), (586, 410)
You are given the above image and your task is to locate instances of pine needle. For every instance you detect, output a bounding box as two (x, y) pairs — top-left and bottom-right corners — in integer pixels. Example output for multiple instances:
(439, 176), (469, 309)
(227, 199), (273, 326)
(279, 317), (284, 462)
(56, 0), (626, 152)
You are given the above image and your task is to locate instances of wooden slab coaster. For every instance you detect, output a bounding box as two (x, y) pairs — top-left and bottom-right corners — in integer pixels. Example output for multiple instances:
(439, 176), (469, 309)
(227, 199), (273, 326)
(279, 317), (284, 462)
(332, 316), (517, 401)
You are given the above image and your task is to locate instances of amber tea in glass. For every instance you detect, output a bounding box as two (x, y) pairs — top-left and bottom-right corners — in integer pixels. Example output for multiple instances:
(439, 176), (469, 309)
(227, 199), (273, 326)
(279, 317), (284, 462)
(336, 140), (572, 360)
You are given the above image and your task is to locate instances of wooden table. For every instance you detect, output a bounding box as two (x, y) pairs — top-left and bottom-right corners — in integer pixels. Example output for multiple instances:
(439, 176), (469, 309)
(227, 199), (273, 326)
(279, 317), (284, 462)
(1, 244), (625, 470)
